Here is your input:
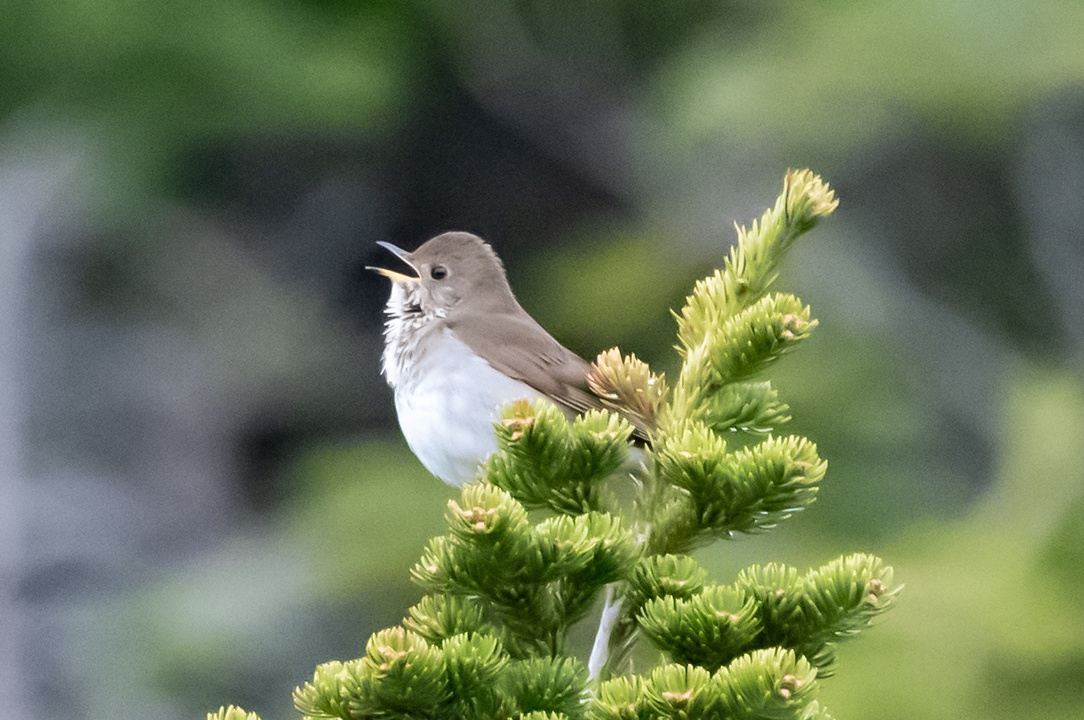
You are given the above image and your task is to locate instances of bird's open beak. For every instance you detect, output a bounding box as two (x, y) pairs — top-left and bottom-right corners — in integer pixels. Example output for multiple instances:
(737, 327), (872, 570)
(366, 241), (420, 283)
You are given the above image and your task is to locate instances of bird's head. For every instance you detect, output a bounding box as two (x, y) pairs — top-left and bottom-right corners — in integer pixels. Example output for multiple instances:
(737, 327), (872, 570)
(368, 231), (515, 315)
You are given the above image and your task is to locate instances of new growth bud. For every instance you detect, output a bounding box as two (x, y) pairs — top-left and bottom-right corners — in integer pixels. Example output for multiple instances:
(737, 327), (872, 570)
(784, 168), (840, 227)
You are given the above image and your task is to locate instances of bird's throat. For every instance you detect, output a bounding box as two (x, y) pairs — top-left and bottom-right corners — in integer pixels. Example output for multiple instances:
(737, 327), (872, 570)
(380, 283), (440, 390)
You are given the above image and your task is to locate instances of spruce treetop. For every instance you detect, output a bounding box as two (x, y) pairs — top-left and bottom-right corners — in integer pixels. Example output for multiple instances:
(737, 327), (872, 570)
(209, 169), (899, 720)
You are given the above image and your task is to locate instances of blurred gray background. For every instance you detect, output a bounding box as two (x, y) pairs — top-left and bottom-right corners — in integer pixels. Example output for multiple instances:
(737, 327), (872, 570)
(2, 2), (1083, 719)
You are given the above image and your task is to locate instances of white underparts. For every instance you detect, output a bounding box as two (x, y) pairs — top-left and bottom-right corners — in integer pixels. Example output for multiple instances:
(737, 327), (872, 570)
(381, 285), (543, 486)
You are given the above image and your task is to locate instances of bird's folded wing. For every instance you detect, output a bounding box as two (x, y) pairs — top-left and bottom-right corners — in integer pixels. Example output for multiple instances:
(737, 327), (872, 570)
(447, 310), (651, 442)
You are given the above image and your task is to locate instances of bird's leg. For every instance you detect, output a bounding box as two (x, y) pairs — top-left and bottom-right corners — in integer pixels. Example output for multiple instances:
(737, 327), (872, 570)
(588, 460), (657, 685)
(587, 584), (621, 682)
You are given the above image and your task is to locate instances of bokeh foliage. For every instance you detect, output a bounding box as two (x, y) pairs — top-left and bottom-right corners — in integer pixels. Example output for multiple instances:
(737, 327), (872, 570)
(15, 1), (1080, 719)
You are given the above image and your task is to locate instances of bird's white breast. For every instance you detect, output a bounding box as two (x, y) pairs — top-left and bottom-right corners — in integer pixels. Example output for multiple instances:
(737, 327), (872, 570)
(387, 325), (543, 486)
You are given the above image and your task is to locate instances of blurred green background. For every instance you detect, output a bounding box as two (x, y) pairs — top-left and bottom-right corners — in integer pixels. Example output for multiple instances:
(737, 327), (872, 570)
(2, 2), (1082, 719)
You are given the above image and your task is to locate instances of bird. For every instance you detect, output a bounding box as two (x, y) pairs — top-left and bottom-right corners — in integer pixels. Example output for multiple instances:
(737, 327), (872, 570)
(369, 231), (642, 486)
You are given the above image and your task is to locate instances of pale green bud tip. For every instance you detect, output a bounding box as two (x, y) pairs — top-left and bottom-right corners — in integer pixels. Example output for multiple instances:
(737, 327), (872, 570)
(588, 347), (668, 432)
(500, 399), (537, 440)
(778, 672), (805, 699)
(450, 500), (497, 533)
(206, 706), (261, 720)
(661, 688), (694, 704)
(784, 168), (839, 224)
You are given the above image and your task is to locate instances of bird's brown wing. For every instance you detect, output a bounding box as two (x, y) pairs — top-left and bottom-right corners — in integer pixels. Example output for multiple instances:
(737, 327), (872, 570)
(447, 309), (651, 442)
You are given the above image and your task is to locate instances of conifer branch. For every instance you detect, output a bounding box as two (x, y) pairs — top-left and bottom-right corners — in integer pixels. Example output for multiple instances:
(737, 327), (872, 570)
(705, 381), (791, 434)
(632, 554), (899, 678)
(675, 169), (837, 355)
(737, 553), (900, 675)
(638, 586), (762, 670)
(502, 657), (588, 718)
(625, 554), (708, 616)
(589, 649), (824, 720)
(411, 484), (638, 655)
(647, 428), (826, 554)
(669, 170), (833, 425)
(487, 400), (634, 514)
(403, 594), (494, 643)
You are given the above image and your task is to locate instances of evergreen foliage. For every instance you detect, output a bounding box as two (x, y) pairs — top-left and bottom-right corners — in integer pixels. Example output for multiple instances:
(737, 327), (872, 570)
(207, 708), (261, 720)
(208, 169), (898, 719)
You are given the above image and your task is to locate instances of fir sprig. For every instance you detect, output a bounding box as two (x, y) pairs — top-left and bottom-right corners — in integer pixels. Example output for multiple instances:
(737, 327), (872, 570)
(589, 649), (825, 720)
(647, 427), (826, 554)
(410, 484), (638, 655)
(637, 555), (898, 675)
(705, 381), (791, 434)
(487, 399), (634, 514)
(675, 169), (837, 354)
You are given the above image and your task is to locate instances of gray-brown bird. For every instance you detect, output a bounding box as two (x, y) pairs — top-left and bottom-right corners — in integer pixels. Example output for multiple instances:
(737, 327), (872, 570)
(369, 231), (638, 486)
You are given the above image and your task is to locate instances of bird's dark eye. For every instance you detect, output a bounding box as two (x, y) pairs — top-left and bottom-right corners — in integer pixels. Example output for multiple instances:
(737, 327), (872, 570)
(430, 265), (448, 280)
